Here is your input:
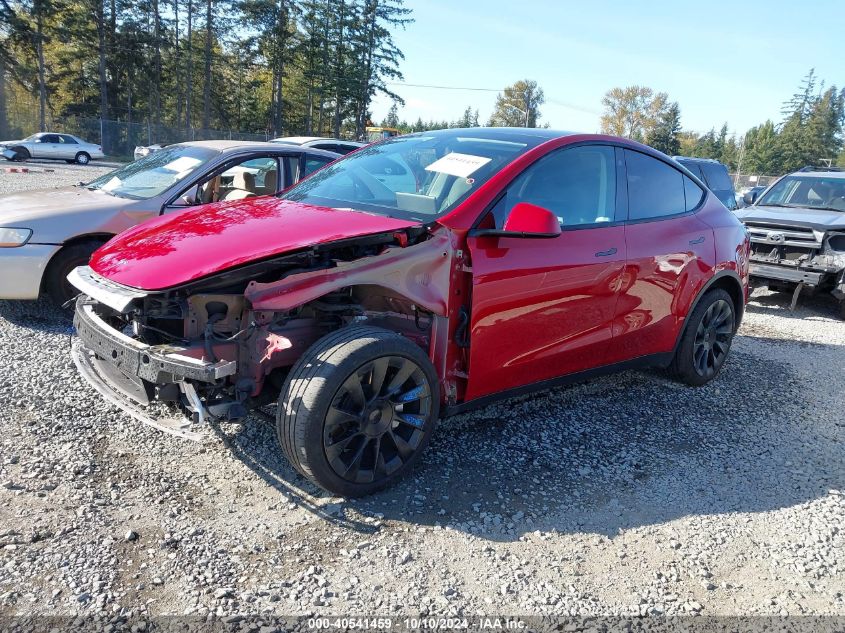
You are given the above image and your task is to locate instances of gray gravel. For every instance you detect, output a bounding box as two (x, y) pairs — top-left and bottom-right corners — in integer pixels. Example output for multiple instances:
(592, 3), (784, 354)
(0, 160), (114, 194)
(0, 170), (843, 619)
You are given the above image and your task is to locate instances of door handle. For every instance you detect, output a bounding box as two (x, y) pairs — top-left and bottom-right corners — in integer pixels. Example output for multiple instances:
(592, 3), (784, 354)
(594, 247), (618, 257)
(689, 236), (705, 245)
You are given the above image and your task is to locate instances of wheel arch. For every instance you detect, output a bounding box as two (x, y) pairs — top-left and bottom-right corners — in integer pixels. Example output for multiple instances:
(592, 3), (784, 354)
(670, 270), (744, 359)
(40, 233), (115, 293)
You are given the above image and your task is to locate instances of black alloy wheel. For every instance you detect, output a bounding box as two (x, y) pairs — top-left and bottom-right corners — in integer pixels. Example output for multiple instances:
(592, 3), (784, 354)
(277, 326), (439, 497)
(323, 355), (431, 485)
(692, 298), (734, 380)
(669, 288), (736, 386)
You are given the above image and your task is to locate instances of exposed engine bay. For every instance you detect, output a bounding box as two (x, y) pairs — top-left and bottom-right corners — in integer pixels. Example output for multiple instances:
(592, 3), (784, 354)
(70, 226), (463, 438)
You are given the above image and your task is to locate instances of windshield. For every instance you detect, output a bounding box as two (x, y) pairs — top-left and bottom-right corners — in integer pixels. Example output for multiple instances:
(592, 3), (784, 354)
(23, 134), (40, 142)
(280, 129), (547, 221)
(758, 175), (845, 212)
(85, 145), (218, 200)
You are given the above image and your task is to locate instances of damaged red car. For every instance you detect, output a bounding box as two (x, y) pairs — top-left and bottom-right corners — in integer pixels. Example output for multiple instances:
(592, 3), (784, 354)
(69, 128), (750, 496)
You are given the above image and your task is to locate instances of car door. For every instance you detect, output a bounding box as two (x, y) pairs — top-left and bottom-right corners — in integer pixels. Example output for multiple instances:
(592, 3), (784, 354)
(57, 134), (80, 160)
(164, 154), (281, 211)
(31, 134), (57, 158)
(609, 149), (715, 362)
(464, 144), (628, 401)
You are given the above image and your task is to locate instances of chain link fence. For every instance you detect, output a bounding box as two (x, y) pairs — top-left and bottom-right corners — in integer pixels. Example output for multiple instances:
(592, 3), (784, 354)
(730, 173), (780, 191)
(5, 100), (273, 159)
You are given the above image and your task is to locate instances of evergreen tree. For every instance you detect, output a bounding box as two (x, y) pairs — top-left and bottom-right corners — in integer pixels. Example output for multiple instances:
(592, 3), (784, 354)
(489, 79), (544, 127)
(645, 101), (681, 155)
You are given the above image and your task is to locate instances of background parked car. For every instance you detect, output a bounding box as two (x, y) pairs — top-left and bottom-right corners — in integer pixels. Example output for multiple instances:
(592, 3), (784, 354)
(271, 136), (365, 155)
(674, 156), (738, 210)
(0, 132), (104, 164)
(735, 166), (845, 318)
(742, 185), (768, 206)
(133, 144), (164, 160)
(0, 140), (339, 304)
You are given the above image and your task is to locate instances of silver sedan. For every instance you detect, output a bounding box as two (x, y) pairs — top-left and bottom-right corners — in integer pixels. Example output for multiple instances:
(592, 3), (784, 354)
(0, 140), (340, 303)
(1, 133), (105, 165)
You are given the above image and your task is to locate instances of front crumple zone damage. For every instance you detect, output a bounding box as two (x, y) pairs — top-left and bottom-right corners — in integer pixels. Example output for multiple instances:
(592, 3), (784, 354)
(745, 223), (845, 311)
(70, 226), (461, 438)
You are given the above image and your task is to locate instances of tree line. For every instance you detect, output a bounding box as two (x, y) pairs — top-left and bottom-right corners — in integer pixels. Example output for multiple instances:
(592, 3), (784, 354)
(600, 70), (845, 175)
(0, 0), (412, 150)
(381, 78), (547, 133)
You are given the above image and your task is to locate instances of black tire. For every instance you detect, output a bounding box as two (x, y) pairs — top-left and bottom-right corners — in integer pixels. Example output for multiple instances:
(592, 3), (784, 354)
(44, 241), (103, 306)
(75, 152), (91, 165)
(277, 325), (439, 497)
(11, 146), (29, 161)
(669, 288), (736, 386)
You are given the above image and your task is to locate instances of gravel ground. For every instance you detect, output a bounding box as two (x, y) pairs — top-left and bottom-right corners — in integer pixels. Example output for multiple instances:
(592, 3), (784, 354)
(1, 161), (115, 193)
(0, 170), (843, 620)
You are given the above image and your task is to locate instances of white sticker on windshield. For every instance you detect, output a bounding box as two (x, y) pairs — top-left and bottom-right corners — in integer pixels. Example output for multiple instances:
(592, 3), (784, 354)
(163, 156), (202, 173)
(100, 176), (121, 192)
(424, 152), (491, 179)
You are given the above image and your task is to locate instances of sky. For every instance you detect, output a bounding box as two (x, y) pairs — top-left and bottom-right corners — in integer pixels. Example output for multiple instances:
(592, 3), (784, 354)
(370, 0), (842, 136)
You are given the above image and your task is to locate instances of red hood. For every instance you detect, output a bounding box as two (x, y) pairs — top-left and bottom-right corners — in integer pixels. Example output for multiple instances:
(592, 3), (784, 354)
(89, 198), (418, 290)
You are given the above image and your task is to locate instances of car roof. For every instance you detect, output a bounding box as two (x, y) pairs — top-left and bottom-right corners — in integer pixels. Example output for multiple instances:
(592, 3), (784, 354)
(408, 127), (574, 142)
(273, 136), (335, 144)
(788, 167), (845, 179)
(672, 155), (725, 166)
(170, 139), (340, 158)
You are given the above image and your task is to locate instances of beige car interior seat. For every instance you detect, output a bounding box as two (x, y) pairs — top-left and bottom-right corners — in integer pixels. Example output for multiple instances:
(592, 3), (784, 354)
(221, 171), (257, 201)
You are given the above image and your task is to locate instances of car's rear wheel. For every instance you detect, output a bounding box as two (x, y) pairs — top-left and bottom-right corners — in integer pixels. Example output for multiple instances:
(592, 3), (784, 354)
(75, 152), (91, 165)
(669, 288), (735, 386)
(277, 326), (439, 497)
(44, 240), (104, 306)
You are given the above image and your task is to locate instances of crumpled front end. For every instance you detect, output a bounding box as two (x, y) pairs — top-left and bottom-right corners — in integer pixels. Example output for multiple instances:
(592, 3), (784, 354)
(67, 225), (458, 440)
(744, 222), (845, 301)
(72, 294), (241, 440)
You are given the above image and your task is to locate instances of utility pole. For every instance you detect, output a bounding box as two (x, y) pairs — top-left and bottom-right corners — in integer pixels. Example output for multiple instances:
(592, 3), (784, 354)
(734, 135), (746, 188)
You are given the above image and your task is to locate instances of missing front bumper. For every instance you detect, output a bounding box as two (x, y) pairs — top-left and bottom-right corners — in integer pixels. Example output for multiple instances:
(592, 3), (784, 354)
(71, 297), (238, 441)
(749, 262), (825, 285)
(72, 341), (207, 441)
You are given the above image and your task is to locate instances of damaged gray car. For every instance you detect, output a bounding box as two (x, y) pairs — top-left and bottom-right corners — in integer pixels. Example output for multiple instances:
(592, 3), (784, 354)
(736, 166), (845, 318)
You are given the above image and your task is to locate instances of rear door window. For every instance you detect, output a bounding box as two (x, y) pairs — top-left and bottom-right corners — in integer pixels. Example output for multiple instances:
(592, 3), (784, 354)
(625, 150), (686, 220)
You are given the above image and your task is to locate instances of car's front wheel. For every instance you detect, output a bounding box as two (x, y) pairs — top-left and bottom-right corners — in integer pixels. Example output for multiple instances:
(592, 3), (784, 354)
(75, 152), (91, 165)
(44, 240), (104, 306)
(11, 146), (29, 161)
(277, 326), (439, 497)
(669, 288), (736, 386)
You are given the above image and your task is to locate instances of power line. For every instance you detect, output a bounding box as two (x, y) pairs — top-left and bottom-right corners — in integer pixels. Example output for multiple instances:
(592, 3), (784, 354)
(385, 81), (601, 116)
(385, 81), (500, 92)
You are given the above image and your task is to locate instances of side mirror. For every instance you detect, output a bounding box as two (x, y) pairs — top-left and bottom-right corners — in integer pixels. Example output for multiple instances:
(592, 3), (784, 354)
(469, 202), (561, 239)
(743, 192), (757, 206)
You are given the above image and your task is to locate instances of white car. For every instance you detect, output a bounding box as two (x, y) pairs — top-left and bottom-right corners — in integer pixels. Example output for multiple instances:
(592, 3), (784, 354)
(1, 132), (105, 165)
(271, 136), (365, 155)
(133, 144), (164, 161)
